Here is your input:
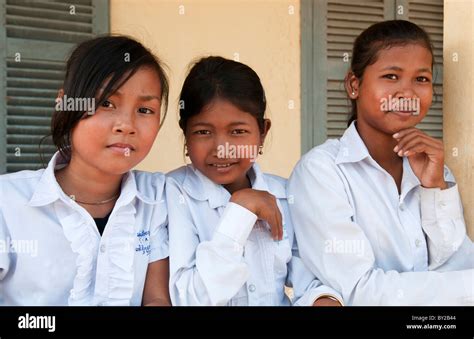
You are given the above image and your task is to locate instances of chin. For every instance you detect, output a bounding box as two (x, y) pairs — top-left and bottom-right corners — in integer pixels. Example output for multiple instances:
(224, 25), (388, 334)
(380, 115), (423, 133)
(99, 161), (138, 176)
(205, 172), (237, 185)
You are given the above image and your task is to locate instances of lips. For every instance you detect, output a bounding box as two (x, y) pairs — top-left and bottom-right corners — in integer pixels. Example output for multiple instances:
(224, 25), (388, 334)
(107, 143), (136, 155)
(385, 110), (418, 119)
(207, 161), (239, 173)
(107, 143), (135, 150)
(209, 163), (236, 168)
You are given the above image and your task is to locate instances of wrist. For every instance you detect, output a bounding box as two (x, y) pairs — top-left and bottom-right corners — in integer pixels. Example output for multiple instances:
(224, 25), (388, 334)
(230, 189), (256, 213)
(422, 179), (447, 190)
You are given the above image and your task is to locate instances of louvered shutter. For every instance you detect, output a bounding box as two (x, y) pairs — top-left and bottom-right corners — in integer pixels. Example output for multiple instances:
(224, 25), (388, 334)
(399, 0), (444, 138)
(0, 0), (109, 174)
(301, 0), (444, 152)
(326, 0), (391, 139)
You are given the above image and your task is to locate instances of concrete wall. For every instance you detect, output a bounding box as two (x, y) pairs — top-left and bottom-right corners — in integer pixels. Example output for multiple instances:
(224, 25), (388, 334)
(110, 0), (301, 178)
(443, 0), (474, 239)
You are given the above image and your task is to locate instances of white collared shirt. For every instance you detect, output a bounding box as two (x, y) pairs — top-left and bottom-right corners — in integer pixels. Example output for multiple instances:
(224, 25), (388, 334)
(166, 163), (342, 306)
(288, 121), (474, 306)
(0, 152), (168, 306)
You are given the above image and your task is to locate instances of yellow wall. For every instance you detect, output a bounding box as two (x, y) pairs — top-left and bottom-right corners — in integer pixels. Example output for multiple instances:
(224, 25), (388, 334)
(110, 0), (301, 178)
(443, 0), (474, 239)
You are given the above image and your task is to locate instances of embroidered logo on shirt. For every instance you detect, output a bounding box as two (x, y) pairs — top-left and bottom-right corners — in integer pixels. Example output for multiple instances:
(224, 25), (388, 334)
(135, 230), (151, 256)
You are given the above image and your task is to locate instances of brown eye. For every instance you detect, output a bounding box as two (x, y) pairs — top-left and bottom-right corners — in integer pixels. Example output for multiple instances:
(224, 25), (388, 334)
(383, 74), (397, 80)
(231, 129), (248, 135)
(101, 100), (113, 108)
(138, 107), (154, 114)
(416, 76), (430, 83)
(194, 130), (211, 135)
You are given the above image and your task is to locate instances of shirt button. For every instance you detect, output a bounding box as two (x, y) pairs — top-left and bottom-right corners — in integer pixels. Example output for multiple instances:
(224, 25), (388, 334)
(248, 284), (256, 293)
(100, 244), (106, 253)
(399, 203), (405, 211)
(415, 239), (421, 247)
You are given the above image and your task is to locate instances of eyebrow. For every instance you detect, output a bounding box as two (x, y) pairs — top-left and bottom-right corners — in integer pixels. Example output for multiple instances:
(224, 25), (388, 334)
(99, 88), (160, 101)
(190, 121), (251, 128)
(380, 66), (432, 73)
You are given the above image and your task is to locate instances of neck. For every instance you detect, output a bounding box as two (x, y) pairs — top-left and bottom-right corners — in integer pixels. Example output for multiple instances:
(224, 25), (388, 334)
(55, 155), (123, 204)
(223, 173), (252, 194)
(355, 120), (402, 170)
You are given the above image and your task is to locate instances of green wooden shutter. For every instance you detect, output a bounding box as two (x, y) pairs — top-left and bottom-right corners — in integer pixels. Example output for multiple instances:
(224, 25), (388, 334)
(301, 0), (444, 153)
(0, 0), (109, 174)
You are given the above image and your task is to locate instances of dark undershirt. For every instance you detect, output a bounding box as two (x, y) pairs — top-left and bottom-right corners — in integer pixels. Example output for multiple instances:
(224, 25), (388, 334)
(93, 212), (112, 236)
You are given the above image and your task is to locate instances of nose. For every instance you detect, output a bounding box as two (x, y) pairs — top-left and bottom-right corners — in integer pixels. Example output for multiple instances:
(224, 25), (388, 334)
(394, 80), (416, 99)
(112, 111), (136, 135)
(212, 133), (229, 157)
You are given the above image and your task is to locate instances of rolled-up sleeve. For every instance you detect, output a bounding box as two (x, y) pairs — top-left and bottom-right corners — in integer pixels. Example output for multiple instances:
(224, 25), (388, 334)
(148, 211), (169, 263)
(421, 184), (471, 269)
(288, 153), (474, 306)
(287, 236), (344, 306)
(166, 177), (256, 306)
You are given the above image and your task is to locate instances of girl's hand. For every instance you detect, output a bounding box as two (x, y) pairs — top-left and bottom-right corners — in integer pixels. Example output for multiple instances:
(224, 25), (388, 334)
(230, 188), (283, 241)
(313, 296), (342, 307)
(393, 128), (447, 189)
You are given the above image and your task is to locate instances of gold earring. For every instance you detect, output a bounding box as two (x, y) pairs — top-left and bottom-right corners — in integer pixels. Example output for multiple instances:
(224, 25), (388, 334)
(258, 145), (263, 155)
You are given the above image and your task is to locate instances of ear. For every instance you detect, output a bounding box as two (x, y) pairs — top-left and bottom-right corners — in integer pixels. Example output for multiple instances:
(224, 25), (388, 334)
(56, 88), (64, 101)
(260, 119), (271, 145)
(344, 72), (360, 99)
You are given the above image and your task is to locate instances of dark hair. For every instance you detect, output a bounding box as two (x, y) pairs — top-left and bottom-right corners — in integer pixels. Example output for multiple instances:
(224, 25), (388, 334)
(48, 35), (169, 161)
(346, 20), (434, 127)
(178, 56), (266, 134)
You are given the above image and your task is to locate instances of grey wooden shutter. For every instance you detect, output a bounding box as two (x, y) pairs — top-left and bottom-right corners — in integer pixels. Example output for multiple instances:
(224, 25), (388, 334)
(326, 0), (392, 139)
(0, 0), (109, 174)
(301, 0), (444, 153)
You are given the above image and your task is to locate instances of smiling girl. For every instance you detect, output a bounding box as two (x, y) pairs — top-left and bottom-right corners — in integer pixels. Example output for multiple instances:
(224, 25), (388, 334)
(166, 56), (343, 306)
(288, 20), (473, 305)
(0, 36), (170, 306)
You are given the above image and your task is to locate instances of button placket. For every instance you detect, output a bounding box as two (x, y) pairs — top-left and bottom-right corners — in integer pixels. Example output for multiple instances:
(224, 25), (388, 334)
(398, 197), (428, 271)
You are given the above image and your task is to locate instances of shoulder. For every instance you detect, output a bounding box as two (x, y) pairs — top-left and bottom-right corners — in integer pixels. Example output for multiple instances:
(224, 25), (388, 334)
(263, 172), (287, 191)
(298, 139), (341, 168)
(131, 170), (166, 203)
(0, 169), (44, 205)
(290, 139), (344, 180)
(165, 165), (189, 186)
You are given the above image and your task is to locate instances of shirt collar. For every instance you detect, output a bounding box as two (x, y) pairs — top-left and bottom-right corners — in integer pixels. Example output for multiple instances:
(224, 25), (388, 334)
(336, 121), (421, 199)
(182, 162), (284, 209)
(27, 151), (67, 207)
(27, 151), (156, 207)
(335, 121), (371, 165)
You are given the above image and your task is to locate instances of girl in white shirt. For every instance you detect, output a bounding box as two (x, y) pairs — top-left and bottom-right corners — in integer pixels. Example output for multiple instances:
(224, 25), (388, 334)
(166, 56), (343, 306)
(288, 20), (474, 305)
(0, 36), (170, 306)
